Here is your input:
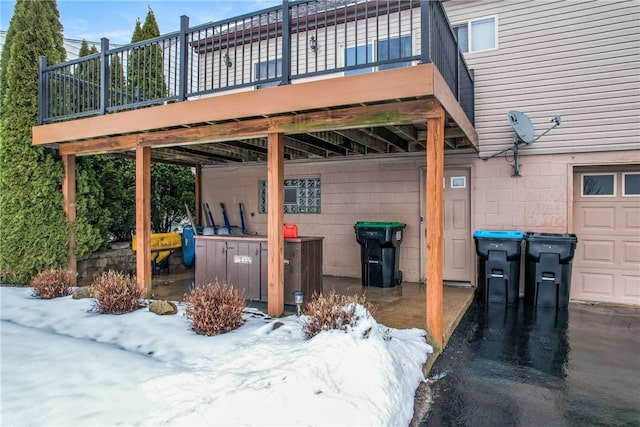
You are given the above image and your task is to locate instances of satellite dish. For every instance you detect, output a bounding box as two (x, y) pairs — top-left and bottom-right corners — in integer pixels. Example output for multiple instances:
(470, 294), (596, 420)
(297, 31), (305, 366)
(507, 110), (535, 144)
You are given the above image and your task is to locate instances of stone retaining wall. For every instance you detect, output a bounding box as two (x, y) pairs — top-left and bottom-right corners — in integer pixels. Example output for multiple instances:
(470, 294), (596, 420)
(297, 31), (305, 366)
(77, 241), (190, 286)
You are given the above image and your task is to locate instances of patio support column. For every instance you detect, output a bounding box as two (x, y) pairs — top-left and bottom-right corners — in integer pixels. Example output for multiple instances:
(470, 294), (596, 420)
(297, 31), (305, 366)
(425, 106), (445, 349)
(195, 164), (202, 226)
(62, 154), (77, 284)
(135, 146), (152, 296)
(267, 132), (285, 316)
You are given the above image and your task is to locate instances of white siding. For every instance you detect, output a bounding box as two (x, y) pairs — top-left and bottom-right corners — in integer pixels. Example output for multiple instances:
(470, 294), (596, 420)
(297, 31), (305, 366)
(444, 0), (640, 157)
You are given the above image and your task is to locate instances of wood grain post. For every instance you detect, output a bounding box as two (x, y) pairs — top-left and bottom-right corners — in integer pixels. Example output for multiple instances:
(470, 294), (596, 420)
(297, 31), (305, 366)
(426, 106), (445, 349)
(135, 146), (152, 296)
(267, 133), (285, 316)
(62, 155), (77, 284)
(195, 164), (202, 226)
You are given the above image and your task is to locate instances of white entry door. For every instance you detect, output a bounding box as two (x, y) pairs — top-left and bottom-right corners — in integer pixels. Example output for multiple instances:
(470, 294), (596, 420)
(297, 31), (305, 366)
(420, 167), (472, 283)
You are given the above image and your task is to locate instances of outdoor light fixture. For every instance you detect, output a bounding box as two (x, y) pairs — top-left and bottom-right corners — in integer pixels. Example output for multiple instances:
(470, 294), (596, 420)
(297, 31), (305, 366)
(294, 290), (304, 316)
(309, 35), (318, 53)
(224, 53), (233, 68)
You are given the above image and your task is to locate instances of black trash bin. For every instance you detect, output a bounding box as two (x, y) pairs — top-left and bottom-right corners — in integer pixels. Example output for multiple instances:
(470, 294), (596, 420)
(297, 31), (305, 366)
(524, 232), (578, 309)
(354, 221), (406, 287)
(473, 230), (524, 304)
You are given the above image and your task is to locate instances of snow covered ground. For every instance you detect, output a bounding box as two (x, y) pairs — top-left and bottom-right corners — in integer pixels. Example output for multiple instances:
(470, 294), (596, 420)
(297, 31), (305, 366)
(0, 287), (432, 426)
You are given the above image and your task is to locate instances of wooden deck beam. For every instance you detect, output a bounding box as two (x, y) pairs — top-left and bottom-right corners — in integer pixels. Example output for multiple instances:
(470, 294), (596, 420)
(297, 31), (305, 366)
(135, 146), (152, 295)
(62, 155), (77, 284)
(56, 99), (439, 157)
(426, 106), (445, 349)
(267, 133), (284, 316)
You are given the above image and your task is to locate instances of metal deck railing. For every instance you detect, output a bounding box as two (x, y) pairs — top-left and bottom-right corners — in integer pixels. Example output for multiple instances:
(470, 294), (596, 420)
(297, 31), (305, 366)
(38, 0), (474, 126)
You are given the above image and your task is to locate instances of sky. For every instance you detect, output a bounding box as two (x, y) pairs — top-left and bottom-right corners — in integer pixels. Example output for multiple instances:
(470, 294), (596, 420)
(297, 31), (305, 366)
(0, 0), (282, 45)
(0, 286), (432, 425)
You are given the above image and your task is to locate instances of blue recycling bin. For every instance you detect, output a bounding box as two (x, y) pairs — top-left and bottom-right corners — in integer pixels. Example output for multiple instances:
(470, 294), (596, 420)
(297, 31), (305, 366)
(474, 230), (524, 305)
(524, 233), (578, 309)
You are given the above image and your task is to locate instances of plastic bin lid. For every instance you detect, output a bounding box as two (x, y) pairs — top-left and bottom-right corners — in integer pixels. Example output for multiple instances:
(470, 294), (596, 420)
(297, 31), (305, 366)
(355, 221), (406, 228)
(473, 229), (524, 239)
(525, 232), (578, 242)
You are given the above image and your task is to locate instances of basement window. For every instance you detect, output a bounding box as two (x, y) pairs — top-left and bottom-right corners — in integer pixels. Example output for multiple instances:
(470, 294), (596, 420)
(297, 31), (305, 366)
(259, 178), (321, 213)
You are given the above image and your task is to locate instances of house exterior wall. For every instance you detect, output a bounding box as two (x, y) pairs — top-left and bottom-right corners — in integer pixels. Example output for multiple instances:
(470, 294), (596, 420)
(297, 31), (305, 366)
(199, 0), (639, 304)
(444, 0), (640, 157)
(202, 156), (424, 282)
(201, 149), (635, 285)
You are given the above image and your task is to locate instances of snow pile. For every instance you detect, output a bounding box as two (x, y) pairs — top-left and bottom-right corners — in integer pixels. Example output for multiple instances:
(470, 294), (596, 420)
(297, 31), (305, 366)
(0, 287), (432, 426)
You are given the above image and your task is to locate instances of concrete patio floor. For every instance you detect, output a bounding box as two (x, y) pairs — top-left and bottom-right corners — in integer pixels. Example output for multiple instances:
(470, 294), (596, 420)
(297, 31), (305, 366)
(150, 271), (475, 346)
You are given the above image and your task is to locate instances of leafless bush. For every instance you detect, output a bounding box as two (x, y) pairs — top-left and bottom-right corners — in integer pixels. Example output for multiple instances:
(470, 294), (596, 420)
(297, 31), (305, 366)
(31, 269), (74, 299)
(91, 270), (143, 314)
(302, 291), (377, 339)
(184, 281), (245, 336)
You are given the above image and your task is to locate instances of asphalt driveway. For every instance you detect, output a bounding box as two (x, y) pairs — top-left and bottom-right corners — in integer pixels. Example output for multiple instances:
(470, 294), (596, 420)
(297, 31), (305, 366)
(421, 301), (640, 426)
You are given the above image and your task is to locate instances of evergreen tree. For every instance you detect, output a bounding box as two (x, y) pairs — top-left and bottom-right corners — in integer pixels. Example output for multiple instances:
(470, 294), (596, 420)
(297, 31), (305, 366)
(109, 55), (127, 106)
(125, 6), (193, 233)
(74, 40), (100, 113)
(0, 0), (68, 283)
(128, 7), (167, 103)
(0, 0), (20, 100)
(151, 164), (195, 233)
(94, 157), (136, 241)
(73, 41), (112, 257)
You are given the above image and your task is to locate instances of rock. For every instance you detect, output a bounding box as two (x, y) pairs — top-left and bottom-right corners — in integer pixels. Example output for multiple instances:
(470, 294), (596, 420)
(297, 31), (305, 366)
(272, 321), (285, 330)
(72, 287), (93, 299)
(149, 300), (177, 315)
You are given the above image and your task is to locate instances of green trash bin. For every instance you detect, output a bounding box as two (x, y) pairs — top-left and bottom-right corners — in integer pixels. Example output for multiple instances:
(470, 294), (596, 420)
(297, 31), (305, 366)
(354, 221), (406, 287)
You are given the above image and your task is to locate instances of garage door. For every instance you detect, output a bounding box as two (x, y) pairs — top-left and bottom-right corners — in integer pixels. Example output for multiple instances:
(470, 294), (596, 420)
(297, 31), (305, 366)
(572, 167), (640, 305)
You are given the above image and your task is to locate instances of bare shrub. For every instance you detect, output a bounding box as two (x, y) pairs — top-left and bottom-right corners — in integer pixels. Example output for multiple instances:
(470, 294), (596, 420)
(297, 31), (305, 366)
(31, 269), (74, 299)
(184, 281), (245, 336)
(302, 291), (377, 339)
(91, 270), (143, 314)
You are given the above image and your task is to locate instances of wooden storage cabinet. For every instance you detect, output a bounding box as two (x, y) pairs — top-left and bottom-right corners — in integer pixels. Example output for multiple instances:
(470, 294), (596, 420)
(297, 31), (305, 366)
(196, 235), (323, 303)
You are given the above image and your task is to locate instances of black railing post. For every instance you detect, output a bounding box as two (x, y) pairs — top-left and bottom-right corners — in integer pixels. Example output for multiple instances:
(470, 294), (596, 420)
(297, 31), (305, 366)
(178, 15), (189, 102)
(420, 0), (431, 64)
(455, 45), (460, 101)
(470, 68), (475, 124)
(100, 38), (109, 115)
(38, 56), (47, 124)
(281, 0), (291, 85)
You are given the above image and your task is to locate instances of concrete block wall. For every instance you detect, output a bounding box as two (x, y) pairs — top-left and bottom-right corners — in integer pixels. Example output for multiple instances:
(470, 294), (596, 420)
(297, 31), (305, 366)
(201, 157), (424, 282)
(201, 149), (637, 284)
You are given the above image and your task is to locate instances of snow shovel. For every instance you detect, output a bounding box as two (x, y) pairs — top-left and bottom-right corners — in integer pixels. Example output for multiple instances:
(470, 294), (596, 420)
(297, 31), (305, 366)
(239, 202), (247, 234)
(219, 202), (241, 234)
(204, 202), (218, 234)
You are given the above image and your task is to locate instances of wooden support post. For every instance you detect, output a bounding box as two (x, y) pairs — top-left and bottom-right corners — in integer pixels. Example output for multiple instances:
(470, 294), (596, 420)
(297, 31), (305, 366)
(267, 133), (285, 316)
(426, 106), (445, 349)
(195, 164), (202, 226)
(62, 155), (77, 284)
(135, 146), (152, 296)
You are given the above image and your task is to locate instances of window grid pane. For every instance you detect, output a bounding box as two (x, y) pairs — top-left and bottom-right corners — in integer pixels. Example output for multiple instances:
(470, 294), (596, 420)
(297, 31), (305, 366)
(259, 178), (321, 213)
